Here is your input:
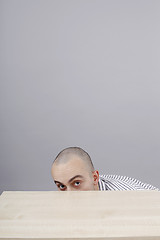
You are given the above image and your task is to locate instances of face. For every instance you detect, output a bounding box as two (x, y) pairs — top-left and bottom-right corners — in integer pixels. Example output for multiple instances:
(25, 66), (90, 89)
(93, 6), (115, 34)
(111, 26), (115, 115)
(51, 156), (99, 191)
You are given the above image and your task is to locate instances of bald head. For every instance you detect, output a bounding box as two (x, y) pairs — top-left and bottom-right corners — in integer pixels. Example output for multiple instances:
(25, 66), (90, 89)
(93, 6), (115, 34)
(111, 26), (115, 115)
(53, 147), (95, 173)
(51, 147), (99, 191)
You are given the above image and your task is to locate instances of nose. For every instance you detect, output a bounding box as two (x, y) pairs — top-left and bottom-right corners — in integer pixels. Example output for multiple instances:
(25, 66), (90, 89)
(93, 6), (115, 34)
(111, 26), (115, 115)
(67, 186), (72, 191)
(66, 186), (76, 191)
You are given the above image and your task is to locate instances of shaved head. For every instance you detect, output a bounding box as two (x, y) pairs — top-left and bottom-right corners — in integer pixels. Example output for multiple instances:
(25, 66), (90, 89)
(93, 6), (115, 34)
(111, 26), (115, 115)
(51, 147), (99, 191)
(52, 147), (95, 173)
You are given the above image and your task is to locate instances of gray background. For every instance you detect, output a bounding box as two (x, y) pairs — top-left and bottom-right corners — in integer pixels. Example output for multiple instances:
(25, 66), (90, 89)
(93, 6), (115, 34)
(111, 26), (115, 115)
(0, 0), (160, 194)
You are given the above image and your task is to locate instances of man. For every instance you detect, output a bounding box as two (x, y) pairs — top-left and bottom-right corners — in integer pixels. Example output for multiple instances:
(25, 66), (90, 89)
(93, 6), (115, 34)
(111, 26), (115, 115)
(51, 147), (159, 191)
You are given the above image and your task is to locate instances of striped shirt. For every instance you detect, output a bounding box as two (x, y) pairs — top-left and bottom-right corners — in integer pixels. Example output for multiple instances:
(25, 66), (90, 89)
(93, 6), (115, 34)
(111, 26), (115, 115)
(98, 174), (159, 191)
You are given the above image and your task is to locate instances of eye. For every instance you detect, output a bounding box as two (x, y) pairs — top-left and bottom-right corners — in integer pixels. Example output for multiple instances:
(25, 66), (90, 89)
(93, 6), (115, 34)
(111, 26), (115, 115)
(74, 181), (81, 187)
(59, 184), (66, 190)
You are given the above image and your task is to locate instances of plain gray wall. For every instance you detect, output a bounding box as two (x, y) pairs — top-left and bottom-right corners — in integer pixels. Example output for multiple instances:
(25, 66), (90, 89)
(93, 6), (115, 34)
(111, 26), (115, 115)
(0, 0), (160, 194)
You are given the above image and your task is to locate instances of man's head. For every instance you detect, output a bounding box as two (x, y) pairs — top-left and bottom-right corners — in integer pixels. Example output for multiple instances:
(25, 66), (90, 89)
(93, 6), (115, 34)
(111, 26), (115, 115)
(51, 147), (99, 191)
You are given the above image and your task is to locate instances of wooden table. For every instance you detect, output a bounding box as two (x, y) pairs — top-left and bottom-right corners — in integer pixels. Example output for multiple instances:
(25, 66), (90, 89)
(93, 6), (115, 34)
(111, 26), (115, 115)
(0, 190), (160, 239)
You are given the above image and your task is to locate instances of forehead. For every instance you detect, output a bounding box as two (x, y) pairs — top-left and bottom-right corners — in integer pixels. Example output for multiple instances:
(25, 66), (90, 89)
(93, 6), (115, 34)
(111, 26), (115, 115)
(52, 156), (89, 182)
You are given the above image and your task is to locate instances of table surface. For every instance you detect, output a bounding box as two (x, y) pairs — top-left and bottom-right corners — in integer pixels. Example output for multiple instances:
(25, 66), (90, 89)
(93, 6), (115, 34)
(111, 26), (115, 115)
(0, 190), (160, 240)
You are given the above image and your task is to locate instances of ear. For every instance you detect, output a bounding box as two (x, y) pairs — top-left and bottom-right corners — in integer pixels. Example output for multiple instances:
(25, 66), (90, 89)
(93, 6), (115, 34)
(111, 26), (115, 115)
(92, 170), (99, 185)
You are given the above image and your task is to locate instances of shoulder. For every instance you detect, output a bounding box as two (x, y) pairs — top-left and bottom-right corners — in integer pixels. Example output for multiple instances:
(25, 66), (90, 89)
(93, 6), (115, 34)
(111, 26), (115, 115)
(99, 174), (159, 191)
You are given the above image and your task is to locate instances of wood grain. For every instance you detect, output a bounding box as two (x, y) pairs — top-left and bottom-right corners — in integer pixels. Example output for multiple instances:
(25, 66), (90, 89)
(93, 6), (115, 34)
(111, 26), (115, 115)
(0, 191), (160, 239)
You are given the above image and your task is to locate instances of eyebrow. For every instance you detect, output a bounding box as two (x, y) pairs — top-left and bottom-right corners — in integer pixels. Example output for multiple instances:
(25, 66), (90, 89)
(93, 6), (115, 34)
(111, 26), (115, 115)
(68, 175), (84, 183)
(54, 180), (63, 185)
(54, 175), (84, 185)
